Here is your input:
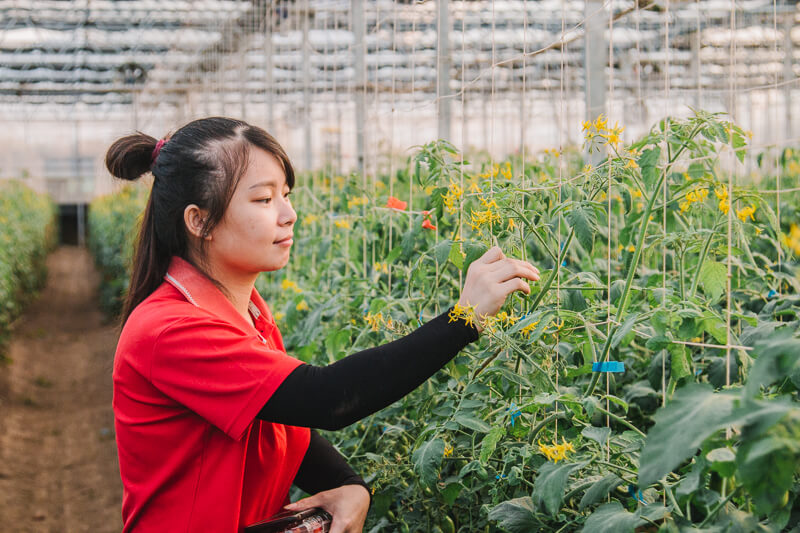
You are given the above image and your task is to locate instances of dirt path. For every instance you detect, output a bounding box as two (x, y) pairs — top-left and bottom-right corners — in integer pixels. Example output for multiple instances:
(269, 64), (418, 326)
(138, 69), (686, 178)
(0, 246), (122, 532)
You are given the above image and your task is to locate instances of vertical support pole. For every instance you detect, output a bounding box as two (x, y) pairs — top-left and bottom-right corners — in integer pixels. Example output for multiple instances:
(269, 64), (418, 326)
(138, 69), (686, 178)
(302, 0), (313, 171)
(584, 0), (606, 164)
(352, 0), (366, 176)
(73, 121), (85, 247)
(784, 12), (793, 142)
(265, 5), (274, 131)
(239, 45), (247, 120)
(691, 26), (701, 109)
(437, 0), (451, 141)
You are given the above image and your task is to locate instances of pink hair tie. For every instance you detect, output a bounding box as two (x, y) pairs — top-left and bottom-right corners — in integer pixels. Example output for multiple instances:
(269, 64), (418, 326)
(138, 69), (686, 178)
(151, 139), (166, 165)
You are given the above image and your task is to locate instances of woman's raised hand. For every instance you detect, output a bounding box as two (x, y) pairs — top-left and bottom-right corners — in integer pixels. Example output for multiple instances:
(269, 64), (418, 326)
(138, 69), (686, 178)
(283, 484), (369, 533)
(456, 246), (540, 333)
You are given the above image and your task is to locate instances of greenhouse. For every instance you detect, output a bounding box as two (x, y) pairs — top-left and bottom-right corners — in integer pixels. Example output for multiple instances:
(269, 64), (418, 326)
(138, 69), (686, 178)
(0, 0), (798, 531)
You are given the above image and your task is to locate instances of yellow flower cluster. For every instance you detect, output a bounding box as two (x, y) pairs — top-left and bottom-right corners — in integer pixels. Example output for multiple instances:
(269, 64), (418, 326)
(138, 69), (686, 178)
(538, 438), (576, 463)
(347, 196), (368, 209)
(543, 148), (561, 158)
(736, 204), (756, 223)
(334, 219), (351, 229)
(679, 186), (709, 214)
(715, 186), (730, 215)
(274, 312), (285, 321)
(444, 443), (454, 458)
(520, 320), (541, 338)
(364, 312), (384, 331)
(783, 224), (800, 255)
(469, 197), (502, 232)
(468, 180), (482, 194)
(788, 160), (800, 177)
(499, 161), (512, 180)
(442, 181), (464, 214)
(281, 279), (303, 293)
(479, 163), (500, 180)
(296, 300), (309, 312)
(303, 214), (320, 225)
(582, 114), (625, 151)
(448, 303), (477, 329)
(481, 311), (520, 334)
(373, 262), (389, 274)
(624, 158), (639, 169)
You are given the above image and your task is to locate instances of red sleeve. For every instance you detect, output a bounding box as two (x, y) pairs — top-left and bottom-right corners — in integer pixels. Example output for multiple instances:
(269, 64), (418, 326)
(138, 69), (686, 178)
(149, 315), (304, 441)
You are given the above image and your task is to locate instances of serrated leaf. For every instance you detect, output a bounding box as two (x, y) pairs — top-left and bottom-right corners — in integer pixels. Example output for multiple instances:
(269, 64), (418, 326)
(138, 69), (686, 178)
(433, 239), (453, 265)
(441, 482), (463, 506)
(699, 260), (727, 301)
(488, 497), (538, 533)
(611, 313), (639, 348)
(668, 343), (692, 382)
(579, 474), (623, 510)
(566, 202), (597, 251)
(581, 502), (668, 533)
(638, 147), (661, 189)
(479, 426), (506, 465)
(412, 437), (445, 487)
(581, 426), (611, 446)
(454, 413), (492, 433)
(639, 384), (736, 487)
(448, 240), (464, 269)
(533, 461), (582, 517)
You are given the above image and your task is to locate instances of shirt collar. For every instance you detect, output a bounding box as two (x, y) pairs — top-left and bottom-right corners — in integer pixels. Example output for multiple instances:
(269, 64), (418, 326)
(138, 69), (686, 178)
(164, 256), (275, 336)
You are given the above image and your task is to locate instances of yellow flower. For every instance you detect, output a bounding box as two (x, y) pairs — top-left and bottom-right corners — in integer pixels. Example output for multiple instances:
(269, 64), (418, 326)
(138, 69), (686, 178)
(520, 320), (541, 338)
(625, 158), (638, 169)
(538, 437), (575, 463)
(274, 312), (285, 321)
(347, 196), (368, 209)
(627, 244), (636, 253)
(444, 444), (454, 458)
(583, 164), (593, 174)
(303, 214), (319, 225)
(468, 181), (482, 194)
(736, 204), (756, 223)
(296, 300), (309, 312)
(631, 188), (643, 199)
(679, 201), (690, 214)
(448, 303), (477, 328)
(373, 262), (389, 274)
(782, 224), (800, 255)
(334, 219), (350, 229)
(425, 185), (436, 195)
(281, 279), (303, 293)
(500, 162), (512, 180)
(593, 114), (608, 132)
(507, 218), (516, 231)
(365, 312), (383, 331)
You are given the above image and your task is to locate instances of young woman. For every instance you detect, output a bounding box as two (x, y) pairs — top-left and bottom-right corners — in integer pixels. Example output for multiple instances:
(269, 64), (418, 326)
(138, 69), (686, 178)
(107, 117), (539, 533)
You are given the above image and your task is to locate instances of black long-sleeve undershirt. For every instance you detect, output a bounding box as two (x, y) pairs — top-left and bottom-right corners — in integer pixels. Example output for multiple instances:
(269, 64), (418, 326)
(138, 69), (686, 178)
(293, 430), (370, 501)
(258, 307), (480, 430)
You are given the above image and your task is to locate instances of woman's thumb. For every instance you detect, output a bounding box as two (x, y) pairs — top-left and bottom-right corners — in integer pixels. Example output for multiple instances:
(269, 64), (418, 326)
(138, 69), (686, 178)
(284, 494), (319, 511)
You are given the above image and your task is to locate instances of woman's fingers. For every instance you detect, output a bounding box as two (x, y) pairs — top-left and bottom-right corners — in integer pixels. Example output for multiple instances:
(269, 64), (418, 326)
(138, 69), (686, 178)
(284, 493), (322, 512)
(491, 261), (540, 284)
(498, 276), (532, 296)
(476, 246), (505, 266)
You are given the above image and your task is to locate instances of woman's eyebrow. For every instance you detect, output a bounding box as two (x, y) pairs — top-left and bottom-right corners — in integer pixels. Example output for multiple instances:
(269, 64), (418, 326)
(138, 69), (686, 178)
(249, 180), (283, 190)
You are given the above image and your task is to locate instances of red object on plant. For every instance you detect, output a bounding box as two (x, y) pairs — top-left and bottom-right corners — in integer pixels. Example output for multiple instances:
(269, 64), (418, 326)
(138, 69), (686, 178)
(422, 219), (436, 230)
(386, 196), (407, 210)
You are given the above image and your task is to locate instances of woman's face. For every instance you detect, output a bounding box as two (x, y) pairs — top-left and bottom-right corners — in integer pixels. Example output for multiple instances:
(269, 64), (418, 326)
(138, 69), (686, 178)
(207, 147), (296, 276)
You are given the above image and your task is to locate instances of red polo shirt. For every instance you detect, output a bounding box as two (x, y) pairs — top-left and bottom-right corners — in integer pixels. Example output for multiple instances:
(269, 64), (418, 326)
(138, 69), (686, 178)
(113, 256), (310, 532)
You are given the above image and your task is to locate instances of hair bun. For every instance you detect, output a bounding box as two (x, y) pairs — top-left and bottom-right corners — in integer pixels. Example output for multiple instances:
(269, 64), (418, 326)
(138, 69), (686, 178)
(105, 132), (159, 181)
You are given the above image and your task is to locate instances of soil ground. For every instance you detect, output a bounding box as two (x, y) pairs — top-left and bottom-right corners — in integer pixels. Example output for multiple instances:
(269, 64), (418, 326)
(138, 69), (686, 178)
(0, 246), (122, 532)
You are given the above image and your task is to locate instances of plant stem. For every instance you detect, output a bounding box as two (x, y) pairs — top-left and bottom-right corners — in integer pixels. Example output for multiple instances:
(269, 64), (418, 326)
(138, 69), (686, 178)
(593, 404), (647, 438)
(698, 486), (741, 528)
(689, 228), (716, 299)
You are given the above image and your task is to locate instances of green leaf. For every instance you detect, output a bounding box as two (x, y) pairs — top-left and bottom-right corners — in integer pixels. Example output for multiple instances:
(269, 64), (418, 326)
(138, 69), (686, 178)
(745, 331), (800, 399)
(441, 482), (463, 506)
(448, 240), (464, 270)
(579, 474), (623, 510)
(611, 313), (639, 349)
(639, 384), (737, 487)
(479, 426), (506, 465)
(454, 413), (492, 433)
(638, 147), (661, 189)
(462, 240), (489, 276)
(581, 426), (611, 446)
(412, 437), (445, 487)
(699, 260), (727, 302)
(581, 502), (655, 533)
(533, 461), (582, 517)
(688, 162), (705, 179)
(433, 239), (453, 265)
(668, 343), (692, 382)
(566, 202), (597, 251)
(488, 497), (538, 533)
(737, 429), (798, 514)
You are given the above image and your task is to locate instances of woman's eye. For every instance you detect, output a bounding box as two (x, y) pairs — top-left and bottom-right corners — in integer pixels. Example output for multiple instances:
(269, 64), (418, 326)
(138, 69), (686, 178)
(261, 197), (272, 204)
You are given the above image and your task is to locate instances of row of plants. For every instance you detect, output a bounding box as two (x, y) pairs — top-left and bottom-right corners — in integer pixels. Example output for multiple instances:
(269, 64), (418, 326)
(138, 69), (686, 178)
(0, 180), (57, 357)
(87, 184), (149, 316)
(89, 111), (800, 531)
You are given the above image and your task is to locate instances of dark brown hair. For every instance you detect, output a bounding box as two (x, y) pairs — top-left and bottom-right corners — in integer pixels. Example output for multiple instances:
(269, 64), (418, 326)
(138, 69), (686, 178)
(105, 117), (295, 324)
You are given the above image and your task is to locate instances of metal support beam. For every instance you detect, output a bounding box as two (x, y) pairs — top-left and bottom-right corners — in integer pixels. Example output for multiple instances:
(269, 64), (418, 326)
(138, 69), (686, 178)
(437, 0), (451, 141)
(784, 11), (793, 142)
(302, 0), (312, 171)
(584, 0), (606, 164)
(352, 0), (366, 176)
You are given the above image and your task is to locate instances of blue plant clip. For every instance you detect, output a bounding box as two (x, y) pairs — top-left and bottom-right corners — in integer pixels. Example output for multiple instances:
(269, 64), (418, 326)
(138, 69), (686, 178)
(767, 289), (777, 299)
(495, 474), (507, 480)
(417, 311), (423, 326)
(592, 361), (625, 373)
(628, 485), (647, 505)
(506, 403), (522, 427)
(561, 260), (567, 267)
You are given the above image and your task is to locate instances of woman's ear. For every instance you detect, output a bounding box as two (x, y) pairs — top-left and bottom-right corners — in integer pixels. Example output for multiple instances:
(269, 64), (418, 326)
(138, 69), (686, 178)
(184, 204), (211, 240)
